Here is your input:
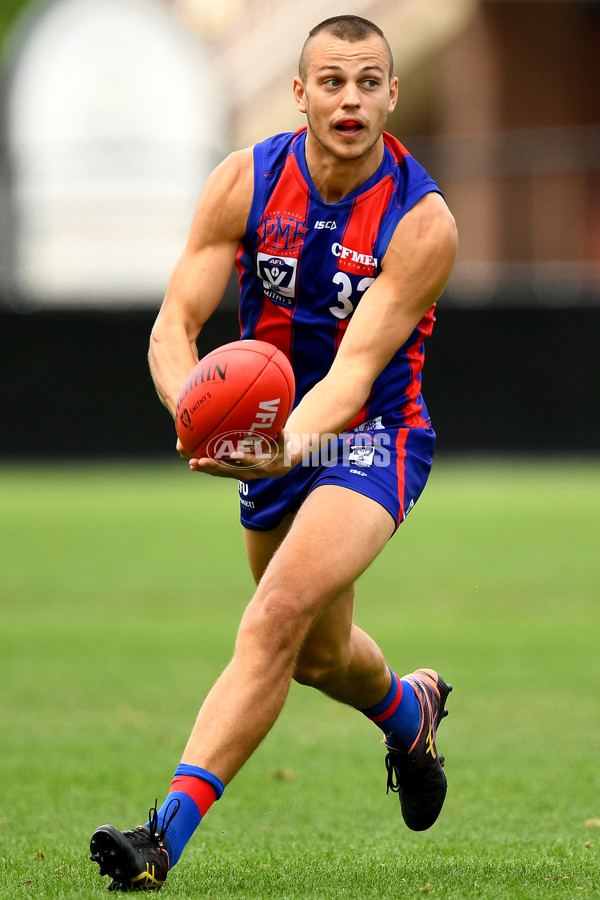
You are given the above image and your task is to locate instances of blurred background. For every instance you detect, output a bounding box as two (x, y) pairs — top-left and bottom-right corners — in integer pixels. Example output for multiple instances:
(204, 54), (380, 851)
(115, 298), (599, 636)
(0, 0), (599, 458)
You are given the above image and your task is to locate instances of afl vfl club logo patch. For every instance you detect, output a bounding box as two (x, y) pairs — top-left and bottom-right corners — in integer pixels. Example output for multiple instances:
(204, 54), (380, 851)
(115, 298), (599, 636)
(257, 253), (298, 307)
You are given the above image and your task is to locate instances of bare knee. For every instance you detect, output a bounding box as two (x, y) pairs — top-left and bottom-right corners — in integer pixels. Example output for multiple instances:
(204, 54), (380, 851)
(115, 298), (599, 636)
(293, 642), (351, 689)
(235, 587), (316, 669)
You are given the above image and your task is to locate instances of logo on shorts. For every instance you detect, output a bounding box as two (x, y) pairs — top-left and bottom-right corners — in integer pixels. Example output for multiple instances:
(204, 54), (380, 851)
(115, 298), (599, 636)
(347, 441), (376, 468)
(238, 481), (255, 507)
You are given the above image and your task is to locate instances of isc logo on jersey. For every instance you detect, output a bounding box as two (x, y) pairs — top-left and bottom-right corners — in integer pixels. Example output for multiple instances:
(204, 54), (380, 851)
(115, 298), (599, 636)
(257, 253), (298, 306)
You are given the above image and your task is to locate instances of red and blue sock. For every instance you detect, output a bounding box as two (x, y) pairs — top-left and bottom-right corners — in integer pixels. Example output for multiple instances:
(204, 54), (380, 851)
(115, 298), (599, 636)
(361, 669), (422, 750)
(150, 764), (224, 866)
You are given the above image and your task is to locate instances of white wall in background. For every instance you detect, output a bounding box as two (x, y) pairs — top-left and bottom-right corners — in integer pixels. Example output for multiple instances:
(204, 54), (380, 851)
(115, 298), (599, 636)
(7, 0), (226, 305)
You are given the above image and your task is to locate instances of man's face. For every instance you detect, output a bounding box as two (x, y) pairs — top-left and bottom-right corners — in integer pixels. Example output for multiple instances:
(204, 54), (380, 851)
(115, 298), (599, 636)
(294, 32), (398, 163)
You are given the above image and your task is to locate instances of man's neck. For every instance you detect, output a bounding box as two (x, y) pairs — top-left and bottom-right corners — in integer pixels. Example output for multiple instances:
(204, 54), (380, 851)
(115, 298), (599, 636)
(303, 132), (385, 203)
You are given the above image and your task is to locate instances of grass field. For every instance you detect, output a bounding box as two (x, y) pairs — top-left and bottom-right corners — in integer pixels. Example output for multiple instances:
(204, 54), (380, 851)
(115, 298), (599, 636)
(1, 459), (599, 899)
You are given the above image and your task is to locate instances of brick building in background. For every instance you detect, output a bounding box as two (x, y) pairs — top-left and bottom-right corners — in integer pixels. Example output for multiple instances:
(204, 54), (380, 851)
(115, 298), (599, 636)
(421, 0), (600, 303)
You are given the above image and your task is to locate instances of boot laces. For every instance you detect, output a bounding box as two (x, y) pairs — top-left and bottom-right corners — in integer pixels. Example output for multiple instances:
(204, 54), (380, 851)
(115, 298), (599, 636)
(151, 797), (181, 842)
(123, 798), (181, 848)
(385, 749), (405, 795)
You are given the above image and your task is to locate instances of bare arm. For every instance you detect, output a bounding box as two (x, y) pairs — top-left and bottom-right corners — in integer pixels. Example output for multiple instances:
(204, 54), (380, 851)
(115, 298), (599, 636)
(285, 191), (458, 449)
(148, 148), (254, 416)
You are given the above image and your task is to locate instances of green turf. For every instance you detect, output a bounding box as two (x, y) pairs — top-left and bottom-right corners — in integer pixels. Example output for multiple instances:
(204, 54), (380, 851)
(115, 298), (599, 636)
(1, 459), (599, 898)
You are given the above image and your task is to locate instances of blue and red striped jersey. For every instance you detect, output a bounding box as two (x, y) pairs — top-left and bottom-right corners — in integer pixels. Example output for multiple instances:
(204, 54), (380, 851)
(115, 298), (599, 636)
(235, 128), (441, 429)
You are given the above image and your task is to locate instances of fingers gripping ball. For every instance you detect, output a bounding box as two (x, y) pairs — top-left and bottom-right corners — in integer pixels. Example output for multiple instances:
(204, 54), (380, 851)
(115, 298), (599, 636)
(175, 340), (295, 462)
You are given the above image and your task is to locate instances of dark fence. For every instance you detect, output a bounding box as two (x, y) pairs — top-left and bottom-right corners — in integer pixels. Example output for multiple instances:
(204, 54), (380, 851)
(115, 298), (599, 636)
(2, 302), (599, 458)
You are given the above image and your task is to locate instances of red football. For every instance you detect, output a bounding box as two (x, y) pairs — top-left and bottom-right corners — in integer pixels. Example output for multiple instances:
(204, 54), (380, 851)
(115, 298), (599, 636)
(175, 340), (295, 461)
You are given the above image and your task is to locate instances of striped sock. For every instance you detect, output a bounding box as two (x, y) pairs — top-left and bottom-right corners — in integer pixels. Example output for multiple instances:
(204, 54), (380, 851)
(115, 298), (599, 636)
(361, 669), (422, 750)
(150, 764), (224, 866)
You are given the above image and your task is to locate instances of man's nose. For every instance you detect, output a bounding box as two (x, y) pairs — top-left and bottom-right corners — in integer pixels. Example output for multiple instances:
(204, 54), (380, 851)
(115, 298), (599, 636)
(340, 81), (360, 107)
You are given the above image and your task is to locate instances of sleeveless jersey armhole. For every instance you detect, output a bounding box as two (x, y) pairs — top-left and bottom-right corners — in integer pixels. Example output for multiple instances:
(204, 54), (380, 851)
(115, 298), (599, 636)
(243, 142), (267, 244)
(244, 133), (299, 245)
(374, 182), (442, 263)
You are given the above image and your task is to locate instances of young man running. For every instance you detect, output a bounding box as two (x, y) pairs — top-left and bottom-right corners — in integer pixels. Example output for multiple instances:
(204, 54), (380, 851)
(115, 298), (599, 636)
(90, 15), (457, 891)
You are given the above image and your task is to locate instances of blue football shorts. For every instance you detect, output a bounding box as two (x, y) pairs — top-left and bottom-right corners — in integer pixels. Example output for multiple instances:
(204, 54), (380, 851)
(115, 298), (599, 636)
(238, 425), (436, 533)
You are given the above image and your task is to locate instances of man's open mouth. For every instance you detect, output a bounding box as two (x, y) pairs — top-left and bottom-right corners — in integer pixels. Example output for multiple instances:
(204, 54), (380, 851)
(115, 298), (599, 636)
(335, 120), (365, 136)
